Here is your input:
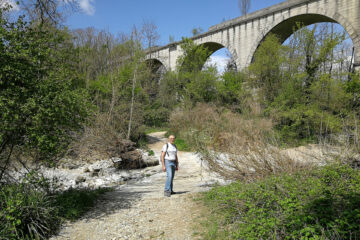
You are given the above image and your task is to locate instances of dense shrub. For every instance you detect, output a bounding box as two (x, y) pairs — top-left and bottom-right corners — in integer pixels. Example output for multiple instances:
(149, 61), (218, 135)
(143, 105), (170, 127)
(0, 9), (90, 171)
(0, 171), (109, 239)
(202, 164), (360, 240)
(0, 183), (60, 239)
(217, 71), (249, 113)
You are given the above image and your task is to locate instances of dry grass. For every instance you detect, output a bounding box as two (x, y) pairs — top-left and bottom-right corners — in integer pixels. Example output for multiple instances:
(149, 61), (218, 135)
(169, 103), (316, 181)
(67, 113), (125, 162)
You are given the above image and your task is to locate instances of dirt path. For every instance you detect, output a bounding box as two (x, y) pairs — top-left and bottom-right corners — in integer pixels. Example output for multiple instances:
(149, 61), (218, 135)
(51, 132), (223, 240)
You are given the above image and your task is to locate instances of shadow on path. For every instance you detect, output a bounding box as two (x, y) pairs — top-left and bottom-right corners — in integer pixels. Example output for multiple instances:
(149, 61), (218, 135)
(146, 135), (162, 144)
(172, 191), (190, 195)
(82, 189), (151, 220)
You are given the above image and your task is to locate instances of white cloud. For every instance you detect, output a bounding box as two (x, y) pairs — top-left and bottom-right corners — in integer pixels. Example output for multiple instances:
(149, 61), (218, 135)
(0, 0), (19, 11)
(78, 0), (95, 15)
(206, 55), (230, 74)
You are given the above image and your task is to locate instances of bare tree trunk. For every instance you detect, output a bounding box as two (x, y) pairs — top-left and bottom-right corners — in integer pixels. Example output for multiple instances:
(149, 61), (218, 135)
(349, 47), (355, 75)
(238, 0), (251, 16)
(108, 69), (115, 123)
(355, 112), (359, 147)
(106, 37), (117, 124)
(319, 112), (324, 145)
(127, 63), (138, 140)
(0, 144), (14, 183)
(328, 23), (334, 75)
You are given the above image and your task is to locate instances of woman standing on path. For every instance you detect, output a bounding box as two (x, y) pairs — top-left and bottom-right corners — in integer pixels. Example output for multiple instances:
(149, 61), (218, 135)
(161, 135), (179, 197)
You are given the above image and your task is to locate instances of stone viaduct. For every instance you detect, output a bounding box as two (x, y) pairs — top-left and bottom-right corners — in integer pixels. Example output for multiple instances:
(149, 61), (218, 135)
(146, 0), (360, 72)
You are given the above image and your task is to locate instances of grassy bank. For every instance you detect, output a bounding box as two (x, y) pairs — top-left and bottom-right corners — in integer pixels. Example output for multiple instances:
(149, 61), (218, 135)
(200, 164), (360, 240)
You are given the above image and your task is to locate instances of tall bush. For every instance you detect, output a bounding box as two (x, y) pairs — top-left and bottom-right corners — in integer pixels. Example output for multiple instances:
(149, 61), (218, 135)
(0, 8), (90, 173)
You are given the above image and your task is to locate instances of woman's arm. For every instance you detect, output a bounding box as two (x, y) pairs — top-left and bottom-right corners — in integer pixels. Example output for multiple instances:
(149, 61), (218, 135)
(161, 151), (166, 172)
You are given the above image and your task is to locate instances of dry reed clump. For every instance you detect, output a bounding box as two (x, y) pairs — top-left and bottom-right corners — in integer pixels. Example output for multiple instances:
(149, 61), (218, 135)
(169, 103), (312, 181)
(67, 113), (125, 162)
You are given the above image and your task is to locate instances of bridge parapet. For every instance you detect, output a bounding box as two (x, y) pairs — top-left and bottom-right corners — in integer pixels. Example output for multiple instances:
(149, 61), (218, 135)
(209, 0), (314, 31)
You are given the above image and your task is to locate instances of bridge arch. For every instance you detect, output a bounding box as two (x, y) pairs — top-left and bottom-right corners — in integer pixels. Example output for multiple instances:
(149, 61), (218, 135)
(145, 58), (167, 73)
(180, 41), (238, 72)
(145, 58), (167, 90)
(247, 10), (360, 67)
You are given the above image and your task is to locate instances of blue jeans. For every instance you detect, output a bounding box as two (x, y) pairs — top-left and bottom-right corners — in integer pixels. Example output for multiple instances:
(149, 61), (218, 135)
(164, 160), (176, 192)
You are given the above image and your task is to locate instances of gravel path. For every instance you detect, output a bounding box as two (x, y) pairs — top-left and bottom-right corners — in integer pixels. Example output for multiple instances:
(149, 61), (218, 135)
(51, 132), (223, 240)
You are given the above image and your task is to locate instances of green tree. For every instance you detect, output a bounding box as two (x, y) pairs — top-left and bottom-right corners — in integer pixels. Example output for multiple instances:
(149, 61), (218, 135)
(0, 9), (90, 176)
(177, 38), (211, 73)
(217, 71), (248, 112)
(250, 24), (355, 145)
(177, 39), (225, 105)
(184, 67), (218, 103)
(249, 34), (286, 104)
(158, 71), (180, 107)
(345, 73), (360, 112)
(288, 23), (346, 97)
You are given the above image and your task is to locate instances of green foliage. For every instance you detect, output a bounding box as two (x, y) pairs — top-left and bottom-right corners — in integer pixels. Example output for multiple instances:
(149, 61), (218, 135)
(0, 10), (90, 164)
(181, 67), (219, 103)
(177, 38), (211, 73)
(158, 38), (249, 113)
(249, 24), (359, 145)
(0, 183), (60, 239)
(144, 126), (168, 134)
(0, 170), (109, 239)
(158, 71), (180, 108)
(202, 164), (360, 240)
(310, 74), (350, 112)
(83, 36), (159, 142)
(84, 44), (153, 142)
(54, 188), (110, 221)
(217, 71), (248, 112)
(143, 103), (170, 127)
(289, 23), (346, 90)
(266, 73), (349, 146)
(158, 41), (227, 108)
(249, 34), (286, 104)
(270, 103), (343, 145)
(345, 73), (360, 111)
(174, 137), (191, 151)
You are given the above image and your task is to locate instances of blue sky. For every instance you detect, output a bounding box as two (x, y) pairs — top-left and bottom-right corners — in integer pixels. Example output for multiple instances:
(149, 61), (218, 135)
(3, 0), (350, 72)
(66, 0), (284, 46)
(0, 0), (283, 72)
(62, 0), (286, 72)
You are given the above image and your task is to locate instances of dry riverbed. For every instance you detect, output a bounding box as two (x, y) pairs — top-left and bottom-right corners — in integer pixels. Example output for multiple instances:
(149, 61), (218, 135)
(50, 132), (226, 240)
